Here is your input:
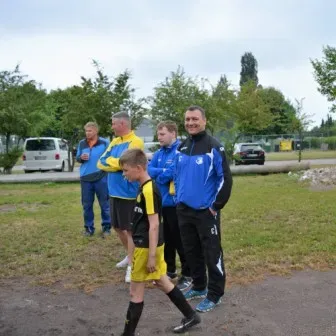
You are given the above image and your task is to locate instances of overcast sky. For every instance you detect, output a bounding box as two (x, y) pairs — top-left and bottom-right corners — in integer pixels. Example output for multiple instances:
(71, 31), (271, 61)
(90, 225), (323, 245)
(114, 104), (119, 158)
(1, 0), (335, 127)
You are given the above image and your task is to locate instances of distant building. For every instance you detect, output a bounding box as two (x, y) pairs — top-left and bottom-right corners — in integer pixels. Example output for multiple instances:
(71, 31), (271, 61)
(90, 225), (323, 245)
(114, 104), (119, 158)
(135, 117), (155, 142)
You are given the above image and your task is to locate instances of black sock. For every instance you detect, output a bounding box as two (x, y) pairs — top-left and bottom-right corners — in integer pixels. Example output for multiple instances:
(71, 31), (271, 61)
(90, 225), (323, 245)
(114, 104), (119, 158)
(167, 286), (195, 319)
(122, 301), (144, 336)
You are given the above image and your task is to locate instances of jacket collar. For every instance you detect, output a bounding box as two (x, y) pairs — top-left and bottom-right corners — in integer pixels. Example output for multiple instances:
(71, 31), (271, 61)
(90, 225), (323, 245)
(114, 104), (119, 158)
(120, 131), (135, 141)
(161, 139), (180, 151)
(190, 130), (207, 141)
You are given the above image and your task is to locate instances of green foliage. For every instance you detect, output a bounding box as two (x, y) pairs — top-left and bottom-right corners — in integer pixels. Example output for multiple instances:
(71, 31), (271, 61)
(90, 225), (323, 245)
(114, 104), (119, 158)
(311, 45), (336, 112)
(149, 66), (211, 135)
(0, 146), (23, 174)
(0, 65), (49, 153)
(239, 52), (259, 87)
(309, 136), (336, 150)
(258, 87), (297, 134)
(234, 80), (273, 135)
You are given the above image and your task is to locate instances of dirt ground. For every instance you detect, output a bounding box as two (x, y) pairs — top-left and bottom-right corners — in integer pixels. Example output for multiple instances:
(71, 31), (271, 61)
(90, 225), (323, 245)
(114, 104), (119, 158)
(0, 270), (335, 336)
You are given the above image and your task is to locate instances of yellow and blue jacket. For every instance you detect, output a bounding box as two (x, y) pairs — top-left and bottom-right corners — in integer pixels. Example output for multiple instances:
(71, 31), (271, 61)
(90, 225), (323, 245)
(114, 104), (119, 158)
(97, 131), (144, 199)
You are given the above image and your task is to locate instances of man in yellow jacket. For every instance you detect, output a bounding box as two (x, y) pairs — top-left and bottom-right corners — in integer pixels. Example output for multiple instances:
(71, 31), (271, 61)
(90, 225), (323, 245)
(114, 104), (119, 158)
(97, 112), (144, 283)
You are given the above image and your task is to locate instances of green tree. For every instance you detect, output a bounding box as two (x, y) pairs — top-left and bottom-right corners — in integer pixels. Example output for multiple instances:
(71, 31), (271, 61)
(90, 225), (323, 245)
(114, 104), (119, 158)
(239, 52), (259, 87)
(291, 98), (313, 162)
(311, 45), (336, 112)
(0, 65), (49, 173)
(80, 61), (146, 136)
(258, 87), (297, 134)
(149, 66), (212, 135)
(46, 61), (146, 171)
(234, 80), (273, 135)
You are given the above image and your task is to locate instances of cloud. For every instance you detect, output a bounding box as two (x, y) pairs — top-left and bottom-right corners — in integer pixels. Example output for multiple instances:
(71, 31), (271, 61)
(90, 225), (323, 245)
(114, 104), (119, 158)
(0, 0), (335, 126)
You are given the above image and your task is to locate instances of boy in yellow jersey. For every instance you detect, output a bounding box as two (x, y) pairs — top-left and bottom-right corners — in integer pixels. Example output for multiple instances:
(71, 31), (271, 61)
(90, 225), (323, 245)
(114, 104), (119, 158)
(119, 148), (201, 335)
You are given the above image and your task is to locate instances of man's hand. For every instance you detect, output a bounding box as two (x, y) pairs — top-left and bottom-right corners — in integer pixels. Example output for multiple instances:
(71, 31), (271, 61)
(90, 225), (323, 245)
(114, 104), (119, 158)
(209, 208), (217, 217)
(80, 153), (89, 161)
(147, 255), (156, 273)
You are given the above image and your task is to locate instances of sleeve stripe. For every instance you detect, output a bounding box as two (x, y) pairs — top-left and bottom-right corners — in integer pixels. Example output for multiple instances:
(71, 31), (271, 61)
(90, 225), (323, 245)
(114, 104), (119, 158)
(143, 182), (156, 215)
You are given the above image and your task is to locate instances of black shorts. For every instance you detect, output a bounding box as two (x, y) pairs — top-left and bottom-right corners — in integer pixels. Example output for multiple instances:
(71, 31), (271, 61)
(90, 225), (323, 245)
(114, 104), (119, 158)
(110, 197), (135, 231)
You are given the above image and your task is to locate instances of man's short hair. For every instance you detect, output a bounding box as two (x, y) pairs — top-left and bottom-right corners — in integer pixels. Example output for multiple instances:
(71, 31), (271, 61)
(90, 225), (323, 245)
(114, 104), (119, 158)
(112, 111), (130, 121)
(84, 121), (99, 130)
(119, 148), (147, 169)
(157, 121), (178, 135)
(186, 105), (206, 119)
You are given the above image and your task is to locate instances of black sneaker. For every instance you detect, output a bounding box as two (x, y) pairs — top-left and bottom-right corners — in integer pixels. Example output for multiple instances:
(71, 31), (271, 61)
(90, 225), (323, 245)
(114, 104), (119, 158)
(176, 276), (192, 291)
(167, 271), (178, 280)
(172, 312), (201, 334)
(83, 230), (94, 237)
(101, 229), (111, 238)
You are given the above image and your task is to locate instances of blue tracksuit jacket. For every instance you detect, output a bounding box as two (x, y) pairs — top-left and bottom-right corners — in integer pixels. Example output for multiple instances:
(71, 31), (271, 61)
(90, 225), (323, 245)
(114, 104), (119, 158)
(148, 140), (180, 207)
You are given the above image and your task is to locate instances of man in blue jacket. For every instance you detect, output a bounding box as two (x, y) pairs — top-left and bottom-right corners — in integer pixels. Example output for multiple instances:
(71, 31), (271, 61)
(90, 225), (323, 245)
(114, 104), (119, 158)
(175, 106), (233, 313)
(76, 122), (110, 236)
(148, 121), (191, 291)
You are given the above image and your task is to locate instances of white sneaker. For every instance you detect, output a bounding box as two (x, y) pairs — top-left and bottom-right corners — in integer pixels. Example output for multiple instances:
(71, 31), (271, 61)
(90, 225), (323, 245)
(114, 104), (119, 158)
(125, 265), (132, 283)
(116, 256), (129, 268)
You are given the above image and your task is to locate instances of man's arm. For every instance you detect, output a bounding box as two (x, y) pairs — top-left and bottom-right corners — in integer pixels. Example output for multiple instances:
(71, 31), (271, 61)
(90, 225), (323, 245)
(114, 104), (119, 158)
(148, 151), (164, 179)
(211, 145), (233, 211)
(97, 139), (121, 172)
(155, 161), (175, 185)
(75, 142), (83, 163)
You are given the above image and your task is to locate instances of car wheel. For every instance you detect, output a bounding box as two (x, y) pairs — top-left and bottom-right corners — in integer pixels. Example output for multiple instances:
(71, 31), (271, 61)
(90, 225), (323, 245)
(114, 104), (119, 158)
(56, 161), (65, 172)
(24, 170), (34, 174)
(234, 160), (240, 166)
(258, 161), (265, 165)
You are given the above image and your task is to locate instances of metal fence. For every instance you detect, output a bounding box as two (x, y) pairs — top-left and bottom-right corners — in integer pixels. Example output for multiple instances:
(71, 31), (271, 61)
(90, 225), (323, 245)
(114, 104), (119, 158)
(221, 133), (336, 152)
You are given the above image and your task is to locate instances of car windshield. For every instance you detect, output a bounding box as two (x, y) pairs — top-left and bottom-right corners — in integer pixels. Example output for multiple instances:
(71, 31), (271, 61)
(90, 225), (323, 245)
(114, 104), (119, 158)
(26, 139), (56, 151)
(241, 144), (262, 151)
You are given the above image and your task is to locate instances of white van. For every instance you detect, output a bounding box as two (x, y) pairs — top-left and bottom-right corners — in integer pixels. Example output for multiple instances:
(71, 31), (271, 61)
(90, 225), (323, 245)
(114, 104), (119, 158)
(22, 137), (71, 173)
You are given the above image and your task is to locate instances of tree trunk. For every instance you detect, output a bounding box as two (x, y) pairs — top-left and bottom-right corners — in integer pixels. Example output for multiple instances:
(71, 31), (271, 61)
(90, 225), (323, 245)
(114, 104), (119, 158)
(298, 131), (302, 163)
(5, 133), (10, 154)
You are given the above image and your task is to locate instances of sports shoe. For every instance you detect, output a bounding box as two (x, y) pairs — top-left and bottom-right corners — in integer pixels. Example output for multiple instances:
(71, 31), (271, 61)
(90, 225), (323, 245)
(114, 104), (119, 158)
(172, 312), (201, 334)
(101, 230), (111, 238)
(176, 276), (192, 291)
(116, 256), (129, 268)
(196, 297), (221, 313)
(167, 271), (178, 280)
(83, 230), (94, 237)
(184, 288), (207, 301)
(125, 265), (132, 283)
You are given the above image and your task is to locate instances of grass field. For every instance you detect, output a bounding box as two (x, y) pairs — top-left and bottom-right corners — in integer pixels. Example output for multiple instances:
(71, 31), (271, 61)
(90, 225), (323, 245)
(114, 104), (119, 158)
(1, 175), (335, 291)
(266, 150), (336, 161)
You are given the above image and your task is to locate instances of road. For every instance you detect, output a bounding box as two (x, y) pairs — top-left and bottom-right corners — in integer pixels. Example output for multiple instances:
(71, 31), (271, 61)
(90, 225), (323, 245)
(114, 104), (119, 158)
(1, 269), (335, 335)
(1, 158), (335, 183)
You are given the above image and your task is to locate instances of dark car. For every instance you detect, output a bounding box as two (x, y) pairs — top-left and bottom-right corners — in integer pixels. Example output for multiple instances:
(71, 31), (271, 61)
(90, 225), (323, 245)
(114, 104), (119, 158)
(233, 143), (265, 165)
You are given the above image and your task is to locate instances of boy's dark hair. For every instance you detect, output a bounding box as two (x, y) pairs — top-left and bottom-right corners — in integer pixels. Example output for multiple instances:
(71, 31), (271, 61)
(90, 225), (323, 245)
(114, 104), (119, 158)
(119, 148), (147, 169)
(186, 105), (206, 119)
(157, 120), (178, 136)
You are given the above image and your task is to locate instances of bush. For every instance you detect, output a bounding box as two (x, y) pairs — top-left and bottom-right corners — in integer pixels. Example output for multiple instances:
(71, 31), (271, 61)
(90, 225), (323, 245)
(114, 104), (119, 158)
(0, 147), (23, 174)
(308, 136), (336, 150)
(324, 136), (336, 150)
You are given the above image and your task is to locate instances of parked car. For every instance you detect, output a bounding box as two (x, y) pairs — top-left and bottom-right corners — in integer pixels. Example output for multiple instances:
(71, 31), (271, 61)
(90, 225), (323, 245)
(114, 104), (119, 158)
(233, 143), (265, 165)
(143, 142), (160, 161)
(22, 137), (72, 173)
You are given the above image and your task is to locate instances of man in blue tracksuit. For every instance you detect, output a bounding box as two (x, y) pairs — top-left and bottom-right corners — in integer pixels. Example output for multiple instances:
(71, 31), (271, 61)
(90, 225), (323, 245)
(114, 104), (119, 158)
(148, 121), (191, 291)
(174, 106), (233, 313)
(76, 122), (110, 236)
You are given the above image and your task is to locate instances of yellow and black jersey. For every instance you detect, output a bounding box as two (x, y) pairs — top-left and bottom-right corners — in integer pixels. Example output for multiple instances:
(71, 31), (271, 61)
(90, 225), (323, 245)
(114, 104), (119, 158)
(131, 179), (164, 248)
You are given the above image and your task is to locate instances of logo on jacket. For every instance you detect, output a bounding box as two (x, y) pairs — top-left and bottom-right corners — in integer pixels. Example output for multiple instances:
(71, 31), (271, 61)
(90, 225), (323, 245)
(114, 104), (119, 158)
(196, 157), (203, 165)
(219, 147), (225, 152)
